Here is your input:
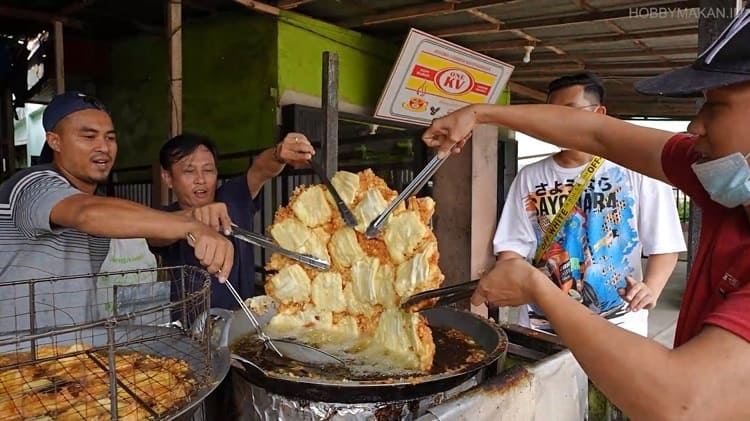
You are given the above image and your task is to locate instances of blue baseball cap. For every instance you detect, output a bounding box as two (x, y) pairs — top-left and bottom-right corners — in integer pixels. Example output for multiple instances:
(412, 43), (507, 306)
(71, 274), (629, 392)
(39, 91), (108, 164)
(635, 9), (750, 97)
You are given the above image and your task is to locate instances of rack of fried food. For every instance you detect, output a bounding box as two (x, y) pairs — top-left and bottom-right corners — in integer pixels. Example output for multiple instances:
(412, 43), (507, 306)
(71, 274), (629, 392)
(261, 169), (444, 373)
(0, 344), (196, 421)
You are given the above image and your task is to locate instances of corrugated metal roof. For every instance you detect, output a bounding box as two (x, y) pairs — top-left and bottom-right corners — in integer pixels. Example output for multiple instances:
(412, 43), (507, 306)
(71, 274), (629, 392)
(0, 0), (715, 118)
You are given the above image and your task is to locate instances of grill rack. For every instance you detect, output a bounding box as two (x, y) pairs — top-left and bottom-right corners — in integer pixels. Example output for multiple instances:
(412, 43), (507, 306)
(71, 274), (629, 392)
(0, 266), (220, 421)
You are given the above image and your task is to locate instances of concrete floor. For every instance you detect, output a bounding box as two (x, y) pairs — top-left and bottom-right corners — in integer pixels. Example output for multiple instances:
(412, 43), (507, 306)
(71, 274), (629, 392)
(647, 259), (688, 348)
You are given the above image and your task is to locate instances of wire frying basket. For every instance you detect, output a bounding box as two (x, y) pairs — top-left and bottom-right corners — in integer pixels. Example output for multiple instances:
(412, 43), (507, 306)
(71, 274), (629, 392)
(0, 265), (230, 421)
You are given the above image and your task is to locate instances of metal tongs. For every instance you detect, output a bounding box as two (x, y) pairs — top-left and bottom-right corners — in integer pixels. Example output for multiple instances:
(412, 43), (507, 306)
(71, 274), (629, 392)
(308, 158), (357, 227)
(230, 224), (330, 271)
(365, 142), (458, 238)
(400, 280), (479, 312)
(224, 281), (344, 366)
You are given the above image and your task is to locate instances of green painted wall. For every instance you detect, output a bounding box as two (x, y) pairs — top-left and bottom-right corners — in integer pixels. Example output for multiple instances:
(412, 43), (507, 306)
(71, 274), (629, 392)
(182, 15), (278, 155)
(102, 13), (278, 170)
(100, 35), (167, 170)
(102, 10), (401, 171)
(277, 11), (398, 109)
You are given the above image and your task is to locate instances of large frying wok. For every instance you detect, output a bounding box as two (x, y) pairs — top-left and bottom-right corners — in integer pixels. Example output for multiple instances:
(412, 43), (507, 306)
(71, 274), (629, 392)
(229, 304), (507, 403)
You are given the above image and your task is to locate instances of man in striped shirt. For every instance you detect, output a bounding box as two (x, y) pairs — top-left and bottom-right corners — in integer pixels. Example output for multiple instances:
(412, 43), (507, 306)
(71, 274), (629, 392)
(0, 92), (233, 332)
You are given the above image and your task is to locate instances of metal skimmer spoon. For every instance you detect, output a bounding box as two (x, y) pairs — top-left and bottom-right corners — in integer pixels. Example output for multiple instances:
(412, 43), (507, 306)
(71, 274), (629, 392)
(224, 280), (344, 366)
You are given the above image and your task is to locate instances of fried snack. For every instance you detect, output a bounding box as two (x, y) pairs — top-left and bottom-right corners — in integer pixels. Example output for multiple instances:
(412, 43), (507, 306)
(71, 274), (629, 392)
(264, 169), (444, 372)
(0, 345), (196, 420)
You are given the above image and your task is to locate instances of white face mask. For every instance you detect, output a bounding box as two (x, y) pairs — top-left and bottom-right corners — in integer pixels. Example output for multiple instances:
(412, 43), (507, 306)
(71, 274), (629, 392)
(691, 152), (750, 208)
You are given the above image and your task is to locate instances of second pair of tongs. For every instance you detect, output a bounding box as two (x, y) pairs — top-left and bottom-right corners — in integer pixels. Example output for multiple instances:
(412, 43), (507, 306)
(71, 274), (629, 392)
(401, 280), (479, 312)
(308, 158), (357, 228)
(230, 224), (330, 271)
(365, 142), (457, 238)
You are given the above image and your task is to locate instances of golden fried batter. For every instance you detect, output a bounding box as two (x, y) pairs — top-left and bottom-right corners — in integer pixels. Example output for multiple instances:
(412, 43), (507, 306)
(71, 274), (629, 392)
(262, 169), (444, 372)
(0, 345), (196, 420)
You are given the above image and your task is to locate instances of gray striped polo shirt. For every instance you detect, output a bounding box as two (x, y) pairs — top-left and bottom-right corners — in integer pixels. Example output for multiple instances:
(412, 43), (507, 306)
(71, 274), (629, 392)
(0, 165), (110, 334)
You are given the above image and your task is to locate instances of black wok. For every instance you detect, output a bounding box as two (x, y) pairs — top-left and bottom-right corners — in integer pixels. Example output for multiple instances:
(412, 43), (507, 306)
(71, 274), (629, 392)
(229, 306), (507, 403)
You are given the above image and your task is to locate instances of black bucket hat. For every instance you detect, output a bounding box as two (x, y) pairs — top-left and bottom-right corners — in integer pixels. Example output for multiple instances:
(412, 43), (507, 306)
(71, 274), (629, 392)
(634, 8), (750, 97)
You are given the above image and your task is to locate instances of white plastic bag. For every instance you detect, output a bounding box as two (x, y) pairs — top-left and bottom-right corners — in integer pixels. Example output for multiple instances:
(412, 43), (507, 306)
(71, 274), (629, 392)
(96, 238), (168, 324)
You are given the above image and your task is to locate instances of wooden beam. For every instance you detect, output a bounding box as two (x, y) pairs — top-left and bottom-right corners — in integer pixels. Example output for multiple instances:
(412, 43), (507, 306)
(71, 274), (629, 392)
(512, 74), (659, 81)
(464, 4), (580, 63)
(339, 0), (522, 28)
(514, 1), (698, 32)
(512, 64), (585, 74)
(58, 0), (98, 16)
(54, 21), (65, 94)
(470, 27), (696, 51)
(278, 0), (315, 9)
(417, 1), (700, 38)
(532, 47), (698, 63)
(432, 22), (500, 37)
(508, 81), (547, 102)
(512, 60), (693, 77)
(0, 5), (83, 28)
(588, 60), (693, 71)
(496, 46), (697, 63)
(233, 0), (280, 15)
(466, 8), (502, 25)
(472, 39), (534, 52)
(355, 3), (456, 26)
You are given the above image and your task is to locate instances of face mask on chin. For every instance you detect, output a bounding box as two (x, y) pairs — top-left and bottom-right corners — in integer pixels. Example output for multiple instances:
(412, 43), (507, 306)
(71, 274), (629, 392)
(691, 152), (750, 208)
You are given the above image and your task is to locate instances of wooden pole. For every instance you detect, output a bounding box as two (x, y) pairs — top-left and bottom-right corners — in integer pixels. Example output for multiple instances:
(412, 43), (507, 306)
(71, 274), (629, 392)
(54, 21), (65, 94)
(153, 0), (182, 207)
(321, 52), (339, 178)
(168, 0), (182, 138)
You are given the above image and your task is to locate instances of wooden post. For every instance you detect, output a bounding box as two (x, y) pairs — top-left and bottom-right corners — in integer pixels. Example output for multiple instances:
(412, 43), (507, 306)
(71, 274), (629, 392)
(154, 0), (183, 208)
(321, 52), (338, 178)
(687, 0), (743, 272)
(487, 127), (519, 322)
(168, 0), (182, 138)
(433, 125), (499, 313)
(54, 21), (65, 94)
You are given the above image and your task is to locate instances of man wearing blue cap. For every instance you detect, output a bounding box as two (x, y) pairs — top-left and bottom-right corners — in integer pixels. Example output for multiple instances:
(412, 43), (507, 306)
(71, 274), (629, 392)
(0, 92), (235, 327)
(423, 8), (750, 420)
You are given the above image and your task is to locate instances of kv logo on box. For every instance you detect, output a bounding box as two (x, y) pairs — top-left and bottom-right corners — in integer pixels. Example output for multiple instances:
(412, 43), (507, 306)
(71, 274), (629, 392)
(435, 69), (473, 95)
(375, 28), (514, 126)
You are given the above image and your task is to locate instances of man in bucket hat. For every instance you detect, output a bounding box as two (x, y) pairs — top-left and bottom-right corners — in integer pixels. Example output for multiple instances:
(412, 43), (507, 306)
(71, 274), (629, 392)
(422, 7), (750, 420)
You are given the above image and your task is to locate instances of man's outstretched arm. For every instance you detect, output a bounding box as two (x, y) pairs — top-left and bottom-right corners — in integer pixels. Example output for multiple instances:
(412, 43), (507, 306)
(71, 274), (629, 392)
(423, 103), (676, 184)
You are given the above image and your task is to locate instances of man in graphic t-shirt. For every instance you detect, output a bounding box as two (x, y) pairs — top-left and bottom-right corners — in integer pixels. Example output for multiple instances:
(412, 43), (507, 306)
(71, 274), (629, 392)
(493, 73), (686, 336)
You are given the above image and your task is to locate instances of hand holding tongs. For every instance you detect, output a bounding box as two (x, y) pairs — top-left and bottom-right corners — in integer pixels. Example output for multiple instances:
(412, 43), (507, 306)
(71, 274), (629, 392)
(230, 224), (330, 271)
(365, 142), (458, 238)
(308, 158), (357, 228)
(401, 280), (479, 312)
